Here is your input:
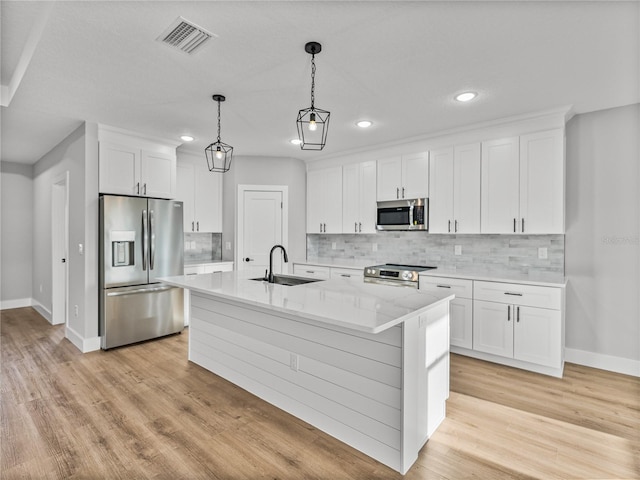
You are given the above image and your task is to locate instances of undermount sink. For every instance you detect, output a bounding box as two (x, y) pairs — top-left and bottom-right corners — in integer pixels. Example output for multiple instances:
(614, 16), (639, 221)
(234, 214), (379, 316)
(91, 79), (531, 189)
(250, 274), (323, 286)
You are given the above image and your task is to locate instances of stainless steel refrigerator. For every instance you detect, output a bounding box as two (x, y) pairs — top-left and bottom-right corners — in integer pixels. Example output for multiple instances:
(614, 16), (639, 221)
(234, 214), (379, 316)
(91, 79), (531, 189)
(99, 195), (184, 349)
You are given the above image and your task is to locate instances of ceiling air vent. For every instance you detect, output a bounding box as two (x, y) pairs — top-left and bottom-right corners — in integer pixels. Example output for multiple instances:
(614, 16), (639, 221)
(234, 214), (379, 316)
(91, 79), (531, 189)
(157, 17), (215, 55)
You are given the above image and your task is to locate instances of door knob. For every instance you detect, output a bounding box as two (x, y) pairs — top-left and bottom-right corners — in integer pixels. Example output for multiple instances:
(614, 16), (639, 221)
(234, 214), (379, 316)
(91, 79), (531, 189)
(245, 257), (254, 262)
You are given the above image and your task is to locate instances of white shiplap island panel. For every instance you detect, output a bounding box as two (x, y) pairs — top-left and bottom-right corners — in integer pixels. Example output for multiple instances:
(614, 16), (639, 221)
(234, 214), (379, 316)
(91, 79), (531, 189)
(160, 272), (453, 474)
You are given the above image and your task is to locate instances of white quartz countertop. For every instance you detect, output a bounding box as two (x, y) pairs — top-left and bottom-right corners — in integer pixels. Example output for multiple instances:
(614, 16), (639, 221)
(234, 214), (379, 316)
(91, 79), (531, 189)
(419, 268), (567, 287)
(160, 271), (454, 334)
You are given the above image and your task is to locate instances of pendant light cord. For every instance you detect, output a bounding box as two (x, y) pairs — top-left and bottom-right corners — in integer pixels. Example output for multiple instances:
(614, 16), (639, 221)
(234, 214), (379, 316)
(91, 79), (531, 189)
(217, 99), (222, 142)
(310, 53), (316, 109)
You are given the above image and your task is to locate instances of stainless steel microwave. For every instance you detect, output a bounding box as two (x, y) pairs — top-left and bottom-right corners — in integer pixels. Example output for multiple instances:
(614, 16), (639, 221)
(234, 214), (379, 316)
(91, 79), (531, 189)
(376, 198), (428, 231)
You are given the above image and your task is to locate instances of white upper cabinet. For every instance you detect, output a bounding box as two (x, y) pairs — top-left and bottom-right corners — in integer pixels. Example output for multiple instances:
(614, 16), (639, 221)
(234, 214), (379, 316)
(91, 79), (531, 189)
(98, 126), (178, 199)
(481, 129), (564, 234)
(481, 137), (520, 233)
(429, 143), (480, 233)
(342, 161), (377, 234)
(377, 152), (428, 201)
(98, 142), (141, 196)
(307, 166), (342, 233)
(176, 154), (223, 232)
(519, 129), (565, 234)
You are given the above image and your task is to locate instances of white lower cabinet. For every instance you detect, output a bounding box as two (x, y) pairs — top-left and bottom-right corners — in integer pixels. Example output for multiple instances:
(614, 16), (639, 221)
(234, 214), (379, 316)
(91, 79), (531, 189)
(292, 264), (331, 279)
(419, 277), (473, 349)
(421, 276), (565, 377)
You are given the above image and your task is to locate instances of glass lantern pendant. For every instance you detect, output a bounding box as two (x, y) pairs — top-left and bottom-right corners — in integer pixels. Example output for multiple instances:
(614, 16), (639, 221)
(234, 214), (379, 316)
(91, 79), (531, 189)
(296, 42), (330, 150)
(205, 94), (234, 173)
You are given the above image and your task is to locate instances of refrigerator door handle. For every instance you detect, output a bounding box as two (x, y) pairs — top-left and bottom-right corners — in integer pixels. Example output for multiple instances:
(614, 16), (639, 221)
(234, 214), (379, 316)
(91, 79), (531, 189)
(107, 285), (174, 297)
(150, 209), (155, 270)
(142, 209), (148, 271)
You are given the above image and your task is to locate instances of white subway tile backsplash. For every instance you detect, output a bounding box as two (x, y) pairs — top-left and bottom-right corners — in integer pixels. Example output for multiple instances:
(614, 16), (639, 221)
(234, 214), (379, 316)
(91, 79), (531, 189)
(307, 233), (564, 276)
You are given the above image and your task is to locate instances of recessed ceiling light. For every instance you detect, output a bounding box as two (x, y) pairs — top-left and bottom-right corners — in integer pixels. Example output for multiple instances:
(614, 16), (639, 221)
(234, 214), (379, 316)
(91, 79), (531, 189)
(180, 135), (195, 142)
(290, 138), (302, 145)
(356, 120), (373, 128)
(455, 92), (477, 102)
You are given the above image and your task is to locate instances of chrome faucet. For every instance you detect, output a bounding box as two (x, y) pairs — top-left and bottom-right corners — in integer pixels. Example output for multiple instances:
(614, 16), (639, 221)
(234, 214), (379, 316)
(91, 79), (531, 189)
(265, 244), (288, 283)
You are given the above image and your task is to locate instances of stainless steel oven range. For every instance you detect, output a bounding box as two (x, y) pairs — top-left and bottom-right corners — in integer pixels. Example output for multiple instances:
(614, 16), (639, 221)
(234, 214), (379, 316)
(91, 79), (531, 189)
(363, 263), (437, 288)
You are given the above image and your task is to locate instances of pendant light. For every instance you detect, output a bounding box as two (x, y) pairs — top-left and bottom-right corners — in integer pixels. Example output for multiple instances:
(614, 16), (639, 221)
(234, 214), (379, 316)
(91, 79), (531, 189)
(205, 94), (233, 173)
(296, 42), (330, 150)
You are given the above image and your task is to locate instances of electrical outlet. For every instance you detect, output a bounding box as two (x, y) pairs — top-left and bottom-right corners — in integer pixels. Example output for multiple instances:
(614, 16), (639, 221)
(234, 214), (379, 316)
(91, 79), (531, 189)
(74, 305), (79, 317)
(289, 353), (299, 371)
(39, 284), (43, 293)
(454, 245), (462, 256)
(372, 243), (378, 252)
(538, 247), (548, 259)
(191, 241), (196, 250)
(78, 243), (83, 255)
(332, 242), (337, 250)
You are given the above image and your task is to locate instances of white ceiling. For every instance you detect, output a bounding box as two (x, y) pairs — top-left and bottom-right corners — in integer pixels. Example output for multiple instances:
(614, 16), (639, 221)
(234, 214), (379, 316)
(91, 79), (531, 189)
(2, 1), (639, 165)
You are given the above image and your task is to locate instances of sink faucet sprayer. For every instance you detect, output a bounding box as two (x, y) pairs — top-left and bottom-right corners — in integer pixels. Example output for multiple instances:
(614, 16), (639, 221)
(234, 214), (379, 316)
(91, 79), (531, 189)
(265, 245), (288, 283)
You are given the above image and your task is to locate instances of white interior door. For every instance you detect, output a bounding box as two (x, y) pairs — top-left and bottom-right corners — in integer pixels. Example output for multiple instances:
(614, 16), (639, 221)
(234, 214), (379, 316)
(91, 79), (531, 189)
(51, 172), (69, 326)
(238, 187), (287, 276)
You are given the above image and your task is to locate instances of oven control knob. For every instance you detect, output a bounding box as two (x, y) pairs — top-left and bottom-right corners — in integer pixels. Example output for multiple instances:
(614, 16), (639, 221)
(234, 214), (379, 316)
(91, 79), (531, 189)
(401, 271), (413, 281)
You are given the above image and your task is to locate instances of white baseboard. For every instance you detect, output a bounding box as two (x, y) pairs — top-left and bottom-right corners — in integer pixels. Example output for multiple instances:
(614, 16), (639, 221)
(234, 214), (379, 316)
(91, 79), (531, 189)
(565, 348), (640, 378)
(31, 300), (52, 323)
(65, 326), (101, 353)
(0, 298), (32, 310)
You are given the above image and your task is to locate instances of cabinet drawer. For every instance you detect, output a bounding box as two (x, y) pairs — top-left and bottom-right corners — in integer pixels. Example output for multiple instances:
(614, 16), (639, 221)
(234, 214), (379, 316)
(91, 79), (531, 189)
(293, 264), (331, 279)
(330, 267), (364, 280)
(184, 265), (204, 275)
(419, 276), (473, 299)
(203, 263), (233, 273)
(474, 280), (561, 310)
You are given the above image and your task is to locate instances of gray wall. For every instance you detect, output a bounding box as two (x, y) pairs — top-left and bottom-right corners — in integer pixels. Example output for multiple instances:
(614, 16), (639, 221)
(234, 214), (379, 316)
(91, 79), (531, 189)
(565, 104), (639, 363)
(0, 162), (34, 304)
(222, 156), (307, 265)
(32, 122), (100, 340)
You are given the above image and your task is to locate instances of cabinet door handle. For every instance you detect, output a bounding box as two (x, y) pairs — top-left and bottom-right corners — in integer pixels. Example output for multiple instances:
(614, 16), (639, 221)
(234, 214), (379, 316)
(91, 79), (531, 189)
(340, 274), (351, 278)
(507, 305), (511, 321)
(196, 221), (199, 231)
(143, 183), (147, 195)
(455, 220), (458, 232)
(191, 221), (195, 232)
(306, 270), (315, 274)
(396, 187), (400, 199)
(448, 220), (451, 233)
(323, 223), (327, 232)
(355, 222), (358, 233)
(522, 218), (525, 233)
(517, 306), (520, 322)
(402, 187), (405, 198)
(136, 182), (140, 195)
(436, 284), (451, 289)
(513, 218), (516, 233)
(319, 223), (323, 233)
(504, 292), (523, 296)
(359, 222), (362, 233)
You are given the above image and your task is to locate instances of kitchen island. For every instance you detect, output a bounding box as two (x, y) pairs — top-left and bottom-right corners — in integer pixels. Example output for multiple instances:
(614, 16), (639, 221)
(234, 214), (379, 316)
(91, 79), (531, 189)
(160, 271), (453, 474)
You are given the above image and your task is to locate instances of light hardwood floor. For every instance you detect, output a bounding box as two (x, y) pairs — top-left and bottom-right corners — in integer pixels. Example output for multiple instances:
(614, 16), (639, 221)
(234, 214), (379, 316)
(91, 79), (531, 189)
(1, 307), (639, 479)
